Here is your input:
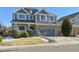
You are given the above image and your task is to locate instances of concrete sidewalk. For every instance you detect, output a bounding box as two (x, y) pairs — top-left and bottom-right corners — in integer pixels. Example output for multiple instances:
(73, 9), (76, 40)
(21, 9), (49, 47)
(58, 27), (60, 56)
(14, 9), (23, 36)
(0, 41), (79, 52)
(0, 37), (79, 52)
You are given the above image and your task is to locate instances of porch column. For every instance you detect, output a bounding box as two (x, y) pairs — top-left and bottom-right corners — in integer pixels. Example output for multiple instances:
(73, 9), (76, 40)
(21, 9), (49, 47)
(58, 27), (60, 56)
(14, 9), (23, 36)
(24, 25), (27, 32)
(39, 15), (41, 21)
(14, 24), (19, 31)
(15, 24), (17, 30)
(27, 24), (30, 30)
(35, 15), (37, 24)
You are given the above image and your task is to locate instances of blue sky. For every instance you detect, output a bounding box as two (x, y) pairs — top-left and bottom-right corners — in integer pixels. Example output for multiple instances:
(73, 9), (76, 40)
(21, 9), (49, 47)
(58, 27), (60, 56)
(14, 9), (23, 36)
(1, 7), (79, 27)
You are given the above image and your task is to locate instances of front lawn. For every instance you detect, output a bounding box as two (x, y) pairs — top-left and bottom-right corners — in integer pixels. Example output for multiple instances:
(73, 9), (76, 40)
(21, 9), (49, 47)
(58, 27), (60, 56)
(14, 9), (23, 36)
(1, 37), (46, 46)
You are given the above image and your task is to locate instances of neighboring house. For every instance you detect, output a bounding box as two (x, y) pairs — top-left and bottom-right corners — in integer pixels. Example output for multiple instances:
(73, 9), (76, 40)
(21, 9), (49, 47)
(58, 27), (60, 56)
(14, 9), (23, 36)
(57, 12), (79, 36)
(11, 7), (58, 36)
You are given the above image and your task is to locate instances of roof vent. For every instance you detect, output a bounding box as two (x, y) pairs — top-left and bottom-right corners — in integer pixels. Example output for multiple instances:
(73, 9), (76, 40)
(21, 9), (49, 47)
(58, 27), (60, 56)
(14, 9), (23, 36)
(30, 10), (32, 14)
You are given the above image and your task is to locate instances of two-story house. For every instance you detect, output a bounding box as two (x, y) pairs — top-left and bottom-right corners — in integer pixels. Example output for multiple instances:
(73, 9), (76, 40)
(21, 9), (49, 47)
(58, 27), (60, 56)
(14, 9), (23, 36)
(57, 12), (79, 36)
(11, 7), (58, 36)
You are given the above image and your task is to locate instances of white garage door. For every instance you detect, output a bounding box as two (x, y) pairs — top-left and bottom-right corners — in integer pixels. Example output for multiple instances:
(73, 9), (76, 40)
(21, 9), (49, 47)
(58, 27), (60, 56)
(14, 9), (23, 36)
(40, 28), (55, 36)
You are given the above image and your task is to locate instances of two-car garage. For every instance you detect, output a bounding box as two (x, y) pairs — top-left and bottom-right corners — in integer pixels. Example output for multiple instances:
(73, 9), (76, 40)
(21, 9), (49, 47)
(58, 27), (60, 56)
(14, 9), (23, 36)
(40, 28), (55, 36)
(36, 25), (56, 36)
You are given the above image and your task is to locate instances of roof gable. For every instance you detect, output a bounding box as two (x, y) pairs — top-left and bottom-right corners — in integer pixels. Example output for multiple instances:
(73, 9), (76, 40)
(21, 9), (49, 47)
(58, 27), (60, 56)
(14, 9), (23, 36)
(38, 9), (48, 14)
(16, 9), (28, 14)
(24, 7), (39, 14)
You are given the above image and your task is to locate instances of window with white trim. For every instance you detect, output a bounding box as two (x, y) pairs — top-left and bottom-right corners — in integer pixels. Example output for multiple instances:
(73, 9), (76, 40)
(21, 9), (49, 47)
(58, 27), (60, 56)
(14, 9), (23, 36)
(40, 15), (47, 21)
(50, 16), (55, 22)
(17, 14), (27, 20)
(51, 16), (54, 21)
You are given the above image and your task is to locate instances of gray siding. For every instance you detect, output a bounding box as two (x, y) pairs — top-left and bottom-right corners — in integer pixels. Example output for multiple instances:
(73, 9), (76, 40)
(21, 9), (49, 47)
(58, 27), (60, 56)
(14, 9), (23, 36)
(37, 14), (49, 24)
(12, 8), (57, 24)
(13, 13), (57, 24)
(13, 13), (35, 23)
(36, 14), (57, 24)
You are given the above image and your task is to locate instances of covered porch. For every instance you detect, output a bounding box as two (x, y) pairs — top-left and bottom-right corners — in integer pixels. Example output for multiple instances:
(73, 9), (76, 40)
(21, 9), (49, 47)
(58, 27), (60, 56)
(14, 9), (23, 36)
(12, 22), (36, 32)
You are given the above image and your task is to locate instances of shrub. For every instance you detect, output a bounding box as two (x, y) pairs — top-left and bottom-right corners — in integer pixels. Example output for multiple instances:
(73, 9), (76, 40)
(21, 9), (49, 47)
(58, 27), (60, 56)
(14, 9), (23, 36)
(21, 32), (29, 38)
(27, 30), (34, 37)
(13, 31), (20, 38)
(0, 35), (3, 42)
(61, 17), (72, 36)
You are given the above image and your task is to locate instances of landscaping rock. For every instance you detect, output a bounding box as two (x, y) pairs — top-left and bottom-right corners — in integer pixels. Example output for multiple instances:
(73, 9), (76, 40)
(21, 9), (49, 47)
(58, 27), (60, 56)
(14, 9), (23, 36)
(48, 39), (56, 43)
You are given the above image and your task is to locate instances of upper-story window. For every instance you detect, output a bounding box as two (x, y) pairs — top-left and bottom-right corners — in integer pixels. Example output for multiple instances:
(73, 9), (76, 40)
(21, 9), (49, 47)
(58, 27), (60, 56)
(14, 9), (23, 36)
(17, 13), (27, 20)
(73, 16), (79, 24)
(40, 15), (47, 21)
(41, 15), (45, 20)
(51, 16), (54, 21)
(50, 16), (55, 22)
(74, 19), (79, 24)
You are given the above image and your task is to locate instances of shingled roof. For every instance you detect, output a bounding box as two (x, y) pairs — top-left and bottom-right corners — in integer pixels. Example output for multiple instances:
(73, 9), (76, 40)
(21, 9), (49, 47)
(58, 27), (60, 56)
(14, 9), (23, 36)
(58, 12), (79, 22)
(24, 7), (39, 14)
(16, 9), (28, 14)
(15, 7), (56, 15)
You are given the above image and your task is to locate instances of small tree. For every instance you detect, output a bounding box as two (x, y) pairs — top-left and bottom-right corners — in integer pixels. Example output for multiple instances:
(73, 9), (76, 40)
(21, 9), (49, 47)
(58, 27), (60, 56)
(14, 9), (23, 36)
(61, 17), (72, 36)
(13, 31), (20, 38)
(21, 32), (29, 38)
(0, 35), (3, 42)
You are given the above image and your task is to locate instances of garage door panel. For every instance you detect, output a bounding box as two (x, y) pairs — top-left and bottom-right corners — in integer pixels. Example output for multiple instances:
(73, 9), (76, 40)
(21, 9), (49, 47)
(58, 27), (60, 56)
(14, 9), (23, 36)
(40, 28), (55, 36)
